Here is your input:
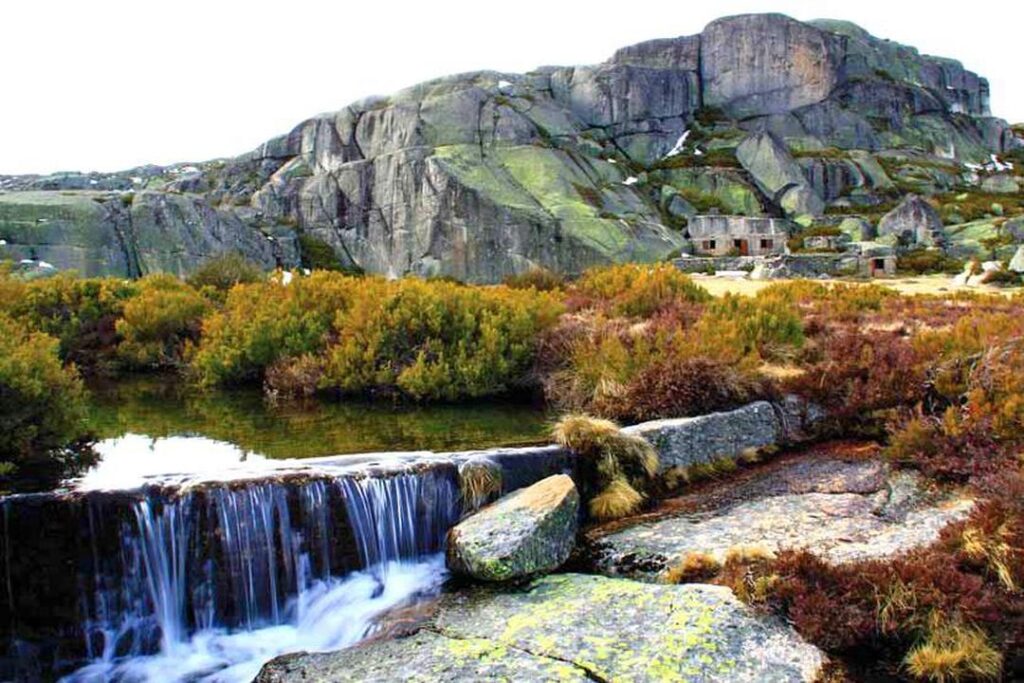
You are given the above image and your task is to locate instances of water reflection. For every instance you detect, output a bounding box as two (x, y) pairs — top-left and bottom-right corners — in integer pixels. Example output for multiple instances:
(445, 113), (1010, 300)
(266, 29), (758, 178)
(85, 375), (552, 460)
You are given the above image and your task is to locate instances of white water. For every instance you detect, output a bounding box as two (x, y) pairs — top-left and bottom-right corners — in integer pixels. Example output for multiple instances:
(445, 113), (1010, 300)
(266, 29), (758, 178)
(55, 469), (459, 682)
(63, 557), (446, 682)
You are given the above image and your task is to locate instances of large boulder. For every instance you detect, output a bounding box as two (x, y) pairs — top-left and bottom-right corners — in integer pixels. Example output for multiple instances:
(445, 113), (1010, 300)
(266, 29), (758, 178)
(736, 132), (824, 218)
(258, 573), (826, 682)
(878, 194), (945, 248)
(701, 14), (843, 118)
(446, 474), (579, 581)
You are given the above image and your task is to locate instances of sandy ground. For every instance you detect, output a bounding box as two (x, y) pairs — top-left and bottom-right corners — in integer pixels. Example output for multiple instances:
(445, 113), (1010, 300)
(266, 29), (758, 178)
(690, 273), (1020, 297)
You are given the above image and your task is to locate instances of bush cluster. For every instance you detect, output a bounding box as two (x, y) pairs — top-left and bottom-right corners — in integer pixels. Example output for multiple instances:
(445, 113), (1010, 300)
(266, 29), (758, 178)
(0, 314), (94, 491)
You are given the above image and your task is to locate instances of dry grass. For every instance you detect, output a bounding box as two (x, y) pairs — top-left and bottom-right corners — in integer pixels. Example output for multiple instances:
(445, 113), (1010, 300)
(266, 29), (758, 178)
(724, 545), (776, 564)
(458, 457), (502, 512)
(589, 477), (644, 520)
(960, 525), (1017, 592)
(551, 414), (620, 453)
(663, 551), (722, 584)
(904, 620), (1002, 682)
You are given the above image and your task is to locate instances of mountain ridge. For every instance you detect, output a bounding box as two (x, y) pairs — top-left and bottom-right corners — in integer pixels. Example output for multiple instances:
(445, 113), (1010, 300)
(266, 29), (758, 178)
(1, 13), (1019, 281)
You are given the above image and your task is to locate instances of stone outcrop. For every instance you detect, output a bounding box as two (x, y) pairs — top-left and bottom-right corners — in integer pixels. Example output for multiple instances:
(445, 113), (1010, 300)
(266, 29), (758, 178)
(446, 474), (579, 581)
(1009, 245), (1024, 273)
(736, 132), (825, 218)
(256, 573), (825, 682)
(623, 401), (783, 471)
(590, 448), (975, 580)
(1, 13), (1015, 280)
(878, 194), (945, 247)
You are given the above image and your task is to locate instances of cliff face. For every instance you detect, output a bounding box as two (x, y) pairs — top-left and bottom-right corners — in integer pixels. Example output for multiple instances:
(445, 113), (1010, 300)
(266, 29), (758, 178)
(0, 14), (1017, 281)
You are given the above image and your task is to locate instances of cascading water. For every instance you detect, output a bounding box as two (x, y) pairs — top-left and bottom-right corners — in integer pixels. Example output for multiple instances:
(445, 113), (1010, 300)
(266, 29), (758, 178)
(54, 468), (460, 682)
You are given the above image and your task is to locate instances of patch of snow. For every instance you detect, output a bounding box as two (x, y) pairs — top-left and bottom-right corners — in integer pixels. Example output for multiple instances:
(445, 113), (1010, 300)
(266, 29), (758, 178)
(19, 259), (34, 265)
(89, 179), (98, 185)
(0, 239), (6, 246)
(990, 155), (1012, 172)
(497, 79), (512, 90)
(38, 261), (54, 269)
(694, 148), (704, 156)
(622, 176), (639, 186)
(964, 162), (983, 171)
(663, 130), (690, 158)
(281, 271), (294, 285)
(302, 268), (312, 276)
(607, 159), (617, 165)
(131, 177), (143, 185)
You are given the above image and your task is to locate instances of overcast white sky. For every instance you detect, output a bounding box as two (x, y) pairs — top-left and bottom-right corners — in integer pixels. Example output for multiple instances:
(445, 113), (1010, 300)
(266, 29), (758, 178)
(2, 0), (1021, 175)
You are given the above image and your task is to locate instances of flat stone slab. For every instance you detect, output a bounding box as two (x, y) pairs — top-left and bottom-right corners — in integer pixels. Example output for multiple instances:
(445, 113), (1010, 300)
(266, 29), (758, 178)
(257, 573), (824, 682)
(447, 474), (579, 581)
(590, 452), (974, 579)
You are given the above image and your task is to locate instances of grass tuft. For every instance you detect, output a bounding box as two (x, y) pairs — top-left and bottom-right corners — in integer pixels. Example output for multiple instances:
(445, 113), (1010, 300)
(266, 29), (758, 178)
(664, 551), (722, 584)
(904, 619), (1002, 682)
(458, 457), (503, 513)
(589, 477), (644, 520)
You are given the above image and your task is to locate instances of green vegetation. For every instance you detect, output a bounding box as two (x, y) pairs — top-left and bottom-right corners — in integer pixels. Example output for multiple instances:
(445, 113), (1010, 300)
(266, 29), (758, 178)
(0, 314), (93, 492)
(116, 274), (209, 369)
(187, 252), (264, 291)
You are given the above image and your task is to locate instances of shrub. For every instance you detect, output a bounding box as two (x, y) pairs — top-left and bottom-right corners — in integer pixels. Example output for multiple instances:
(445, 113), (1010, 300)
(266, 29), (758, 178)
(615, 356), (768, 423)
(322, 279), (562, 401)
(190, 271), (361, 386)
(502, 267), (565, 292)
(116, 274), (210, 369)
(786, 329), (925, 432)
(3, 274), (138, 372)
(186, 252), (264, 291)
(570, 263), (710, 317)
(298, 233), (362, 273)
(0, 315), (94, 491)
(898, 249), (965, 275)
(700, 294), (805, 358)
(263, 354), (324, 400)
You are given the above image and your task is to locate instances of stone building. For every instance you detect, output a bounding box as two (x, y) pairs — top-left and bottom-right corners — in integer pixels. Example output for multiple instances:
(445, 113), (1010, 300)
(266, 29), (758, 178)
(687, 215), (790, 257)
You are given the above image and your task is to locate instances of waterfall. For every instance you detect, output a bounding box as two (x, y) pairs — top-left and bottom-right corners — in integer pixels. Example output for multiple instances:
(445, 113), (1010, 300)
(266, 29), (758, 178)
(51, 467), (460, 682)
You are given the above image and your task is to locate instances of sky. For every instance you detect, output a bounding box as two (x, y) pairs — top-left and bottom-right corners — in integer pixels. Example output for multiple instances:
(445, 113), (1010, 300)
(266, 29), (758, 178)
(2, 0), (1022, 175)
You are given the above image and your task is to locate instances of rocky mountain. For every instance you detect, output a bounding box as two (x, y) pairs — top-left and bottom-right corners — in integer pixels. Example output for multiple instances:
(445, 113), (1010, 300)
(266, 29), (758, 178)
(1, 13), (1019, 281)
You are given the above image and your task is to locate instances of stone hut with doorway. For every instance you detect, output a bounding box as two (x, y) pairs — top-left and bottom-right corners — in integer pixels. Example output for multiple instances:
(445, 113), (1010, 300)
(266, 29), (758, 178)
(688, 215), (790, 257)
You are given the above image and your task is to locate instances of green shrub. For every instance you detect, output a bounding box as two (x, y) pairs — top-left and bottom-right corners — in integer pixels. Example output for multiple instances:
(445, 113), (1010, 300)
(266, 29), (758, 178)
(322, 279), (562, 400)
(299, 233), (362, 274)
(502, 267), (565, 292)
(701, 294), (805, 358)
(897, 249), (965, 275)
(571, 263), (710, 317)
(116, 274), (210, 369)
(2, 274), (138, 372)
(187, 252), (264, 291)
(0, 314), (93, 491)
(190, 271), (362, 386)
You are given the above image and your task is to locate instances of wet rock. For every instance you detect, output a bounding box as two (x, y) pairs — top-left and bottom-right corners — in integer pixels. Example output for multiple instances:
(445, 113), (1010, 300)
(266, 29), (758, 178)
(446, 474), (579, 581)
(878, 194), (945, 248)
(259, 573), (825, 682)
